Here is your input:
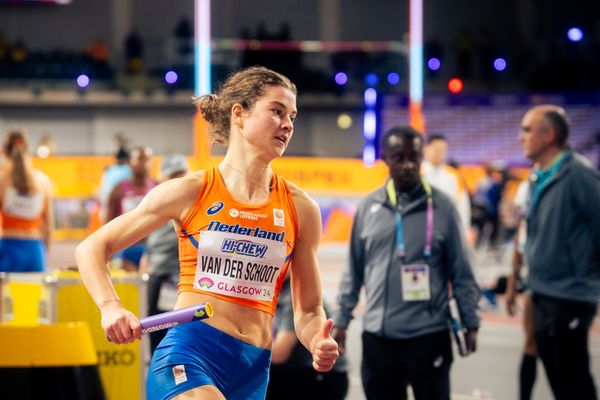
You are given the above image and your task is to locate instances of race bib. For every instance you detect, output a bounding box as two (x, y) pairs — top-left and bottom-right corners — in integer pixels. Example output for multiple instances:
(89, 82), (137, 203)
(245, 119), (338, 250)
(401, 264), (431, 301)
(2, 188), (44, 219)
(193, 230), (286, 302)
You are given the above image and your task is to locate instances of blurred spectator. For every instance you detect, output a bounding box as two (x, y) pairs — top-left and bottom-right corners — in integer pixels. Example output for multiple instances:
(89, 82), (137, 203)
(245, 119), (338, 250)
(140, 154), (189, 354)
(106, 146), (155, 271)
(9, 38), (27, 66)
(518, 105), (600, 400)
(98, 146), (131, 222)
(422, 134), (471, 235)
(472, 162), (507, 249)
(0, 129), (54, 272)
(125, 28), (144, 74)
(505, 177), (539, 400)
(267, 276), (349, 400)
(87, 38), (109, 64)
(173, 17), (193, 57)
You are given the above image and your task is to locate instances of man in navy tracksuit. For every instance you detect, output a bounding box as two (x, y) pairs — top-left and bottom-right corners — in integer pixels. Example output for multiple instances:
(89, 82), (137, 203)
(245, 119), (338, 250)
(332, 126), (480, 400)
(519, 105), (600, 400)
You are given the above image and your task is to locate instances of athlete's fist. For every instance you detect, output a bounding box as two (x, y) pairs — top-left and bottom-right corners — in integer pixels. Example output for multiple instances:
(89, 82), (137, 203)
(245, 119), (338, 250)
(309, 319), (339, 372)
(101, 302), (142, 344)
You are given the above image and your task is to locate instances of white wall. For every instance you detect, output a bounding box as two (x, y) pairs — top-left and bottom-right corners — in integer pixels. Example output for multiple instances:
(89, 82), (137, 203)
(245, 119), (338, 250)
(0, 110), (94, 153)
(0, 107), (194, 155)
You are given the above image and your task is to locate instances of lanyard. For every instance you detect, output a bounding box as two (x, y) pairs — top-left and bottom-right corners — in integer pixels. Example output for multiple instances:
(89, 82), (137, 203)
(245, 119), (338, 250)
(386, 178), (434, 258)
(526, 150), (568, 218)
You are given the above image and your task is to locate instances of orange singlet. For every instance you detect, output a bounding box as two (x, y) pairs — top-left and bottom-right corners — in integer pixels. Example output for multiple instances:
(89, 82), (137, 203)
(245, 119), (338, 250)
(1, 187), (47, 231)
(178, 167), (298, 316)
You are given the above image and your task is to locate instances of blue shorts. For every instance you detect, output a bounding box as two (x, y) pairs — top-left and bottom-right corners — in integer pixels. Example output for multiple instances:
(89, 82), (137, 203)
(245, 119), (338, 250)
(0, 238), (46, 272)
(112, 244), (145, 267)
(147, 321), (272, 400)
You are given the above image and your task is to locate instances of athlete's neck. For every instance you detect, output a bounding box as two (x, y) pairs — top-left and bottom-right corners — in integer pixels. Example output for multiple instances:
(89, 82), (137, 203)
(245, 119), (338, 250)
(218, 159), (274, 204)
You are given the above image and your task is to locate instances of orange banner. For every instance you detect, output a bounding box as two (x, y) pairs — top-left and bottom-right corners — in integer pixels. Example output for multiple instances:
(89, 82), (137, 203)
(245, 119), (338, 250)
(32, 155), (527, 198)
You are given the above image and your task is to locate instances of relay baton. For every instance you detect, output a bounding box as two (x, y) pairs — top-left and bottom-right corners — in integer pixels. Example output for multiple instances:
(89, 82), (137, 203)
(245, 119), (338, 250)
(140, 302), (213, 334)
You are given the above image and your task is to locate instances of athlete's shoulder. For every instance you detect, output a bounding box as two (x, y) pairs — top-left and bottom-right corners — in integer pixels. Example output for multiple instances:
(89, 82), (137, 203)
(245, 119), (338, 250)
(284, 180), (320, 222)
(184, 169), (207, 187)
(284, 180), (315, 205)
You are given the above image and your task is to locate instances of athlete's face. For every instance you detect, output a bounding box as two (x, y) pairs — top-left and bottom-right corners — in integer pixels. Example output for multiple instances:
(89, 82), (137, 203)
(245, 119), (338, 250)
(238, 86), (297, 159)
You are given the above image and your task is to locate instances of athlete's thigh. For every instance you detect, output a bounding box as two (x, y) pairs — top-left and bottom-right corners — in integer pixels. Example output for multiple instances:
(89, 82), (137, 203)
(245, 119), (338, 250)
(172, 384), (226, 400)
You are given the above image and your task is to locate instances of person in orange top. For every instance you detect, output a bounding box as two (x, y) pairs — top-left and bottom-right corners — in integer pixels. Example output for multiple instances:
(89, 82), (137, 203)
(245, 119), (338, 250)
(76, 66), (339, 400)
(0, 129), (54, 272)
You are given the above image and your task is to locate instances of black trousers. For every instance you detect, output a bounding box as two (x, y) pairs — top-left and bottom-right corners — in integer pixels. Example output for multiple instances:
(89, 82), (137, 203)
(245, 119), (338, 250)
(266, 365), (348, 400)
(532, 293), (598, 400)
(361, 329), (453, 400)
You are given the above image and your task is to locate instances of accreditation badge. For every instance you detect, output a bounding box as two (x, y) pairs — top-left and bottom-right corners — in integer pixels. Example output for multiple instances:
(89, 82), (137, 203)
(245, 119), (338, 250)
(401, 264), (431, 301)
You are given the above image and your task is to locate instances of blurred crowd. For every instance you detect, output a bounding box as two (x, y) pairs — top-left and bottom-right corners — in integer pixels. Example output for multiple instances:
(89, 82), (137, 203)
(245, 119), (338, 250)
(2, 21), (600, 93)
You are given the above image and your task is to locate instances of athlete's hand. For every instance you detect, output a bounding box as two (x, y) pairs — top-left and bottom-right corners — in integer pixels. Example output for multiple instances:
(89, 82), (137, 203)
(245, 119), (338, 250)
(100, 302), (142, 344)
(331, 326), (347, 354)
(309, 319), (339, 372)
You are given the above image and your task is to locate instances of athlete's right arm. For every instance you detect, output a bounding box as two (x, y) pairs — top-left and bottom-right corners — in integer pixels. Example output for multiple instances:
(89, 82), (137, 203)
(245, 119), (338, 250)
(75, 173), (204, 344)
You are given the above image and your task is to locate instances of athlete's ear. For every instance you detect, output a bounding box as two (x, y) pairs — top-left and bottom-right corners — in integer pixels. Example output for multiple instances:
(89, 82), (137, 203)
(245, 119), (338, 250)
(231, 103), (245, 124)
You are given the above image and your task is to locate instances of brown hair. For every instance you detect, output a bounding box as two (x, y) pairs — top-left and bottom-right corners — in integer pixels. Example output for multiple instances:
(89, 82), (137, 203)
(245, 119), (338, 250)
(3, 129), (34, 195)
(194, 66), (297, 145)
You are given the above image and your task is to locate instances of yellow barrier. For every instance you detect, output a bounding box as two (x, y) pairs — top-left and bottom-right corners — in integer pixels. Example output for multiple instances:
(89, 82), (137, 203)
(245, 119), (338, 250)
(0, 322), (97, 367)
(0, 322), (105, 399)
(1, 270), (147, 400)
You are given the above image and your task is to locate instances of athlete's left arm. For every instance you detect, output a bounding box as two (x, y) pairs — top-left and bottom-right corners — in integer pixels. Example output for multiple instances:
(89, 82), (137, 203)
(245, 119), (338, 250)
(289, 185), (339, 372)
